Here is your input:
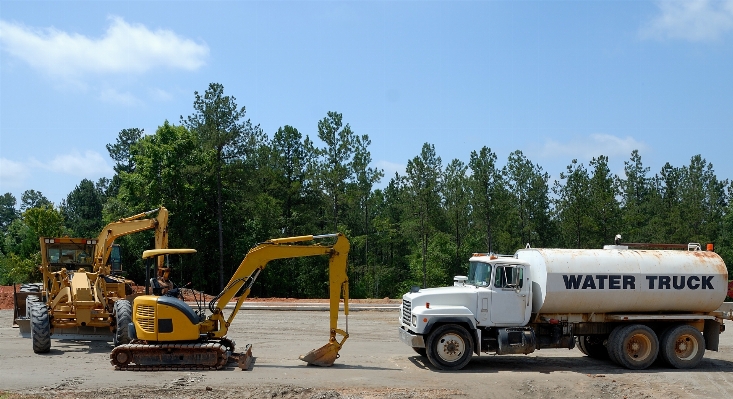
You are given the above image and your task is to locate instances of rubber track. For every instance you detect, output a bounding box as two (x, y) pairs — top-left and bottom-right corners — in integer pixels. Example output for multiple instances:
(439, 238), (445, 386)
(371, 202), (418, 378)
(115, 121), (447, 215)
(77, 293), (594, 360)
(111, 341), (231, 371)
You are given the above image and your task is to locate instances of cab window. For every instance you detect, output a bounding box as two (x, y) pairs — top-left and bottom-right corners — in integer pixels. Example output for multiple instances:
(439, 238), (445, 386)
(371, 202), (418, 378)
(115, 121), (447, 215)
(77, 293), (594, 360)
(494, 265), (523, 289)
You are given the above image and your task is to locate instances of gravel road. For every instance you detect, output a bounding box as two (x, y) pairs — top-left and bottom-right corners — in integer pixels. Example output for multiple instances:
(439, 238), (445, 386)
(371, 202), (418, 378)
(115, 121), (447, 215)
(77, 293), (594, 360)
(2, 307), (733, 398)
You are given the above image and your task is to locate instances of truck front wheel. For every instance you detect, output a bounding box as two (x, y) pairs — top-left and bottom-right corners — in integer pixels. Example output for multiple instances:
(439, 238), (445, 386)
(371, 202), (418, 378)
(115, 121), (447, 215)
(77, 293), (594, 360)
(659, 324), (704, 369)
(426, 324), (473, 371)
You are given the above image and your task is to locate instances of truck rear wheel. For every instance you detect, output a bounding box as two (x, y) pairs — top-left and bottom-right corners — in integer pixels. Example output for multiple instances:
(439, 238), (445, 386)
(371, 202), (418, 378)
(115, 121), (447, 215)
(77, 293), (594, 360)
(426, 324), (473, 371)
(609, 324), (658, 370)
(30, 304), (51, 353)
(607, 326), (623, 364)
(113, 300), (132, 347)
(659, 324), (704, 369)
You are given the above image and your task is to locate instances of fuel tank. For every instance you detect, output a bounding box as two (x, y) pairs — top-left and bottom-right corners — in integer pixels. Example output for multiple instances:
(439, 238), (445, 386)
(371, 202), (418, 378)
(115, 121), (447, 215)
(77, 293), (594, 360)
(515, 248), (728, 314)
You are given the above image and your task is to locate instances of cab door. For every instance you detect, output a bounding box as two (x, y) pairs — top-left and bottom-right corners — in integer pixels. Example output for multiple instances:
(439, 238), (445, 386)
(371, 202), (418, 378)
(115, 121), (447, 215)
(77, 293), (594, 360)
(477, 288), (491, 324)
(490, 264), (530, 325)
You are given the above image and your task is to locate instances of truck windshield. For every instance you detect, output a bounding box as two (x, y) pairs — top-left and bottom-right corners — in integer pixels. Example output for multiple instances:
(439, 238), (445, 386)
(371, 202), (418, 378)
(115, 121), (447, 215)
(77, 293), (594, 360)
(467, 261), (492, 286)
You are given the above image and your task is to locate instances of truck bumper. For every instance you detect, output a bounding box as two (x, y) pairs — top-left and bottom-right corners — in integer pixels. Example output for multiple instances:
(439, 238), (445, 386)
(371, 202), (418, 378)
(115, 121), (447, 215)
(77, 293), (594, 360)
(398, 326), (425, 348)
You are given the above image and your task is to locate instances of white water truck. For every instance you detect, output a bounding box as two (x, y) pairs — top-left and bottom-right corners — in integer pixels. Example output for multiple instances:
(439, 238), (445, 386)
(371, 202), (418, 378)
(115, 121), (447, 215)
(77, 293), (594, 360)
(398, 242), (733, 370)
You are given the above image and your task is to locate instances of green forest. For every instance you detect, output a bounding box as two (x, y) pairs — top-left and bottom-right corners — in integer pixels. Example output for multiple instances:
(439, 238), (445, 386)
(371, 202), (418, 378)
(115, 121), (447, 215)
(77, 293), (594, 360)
(1, 83), (731, 299)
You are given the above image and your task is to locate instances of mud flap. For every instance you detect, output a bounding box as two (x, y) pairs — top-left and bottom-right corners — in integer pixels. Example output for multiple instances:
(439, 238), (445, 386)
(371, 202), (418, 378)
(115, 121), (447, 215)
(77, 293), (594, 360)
(704, 319), (721, 351)
(299, 341), (342, 367)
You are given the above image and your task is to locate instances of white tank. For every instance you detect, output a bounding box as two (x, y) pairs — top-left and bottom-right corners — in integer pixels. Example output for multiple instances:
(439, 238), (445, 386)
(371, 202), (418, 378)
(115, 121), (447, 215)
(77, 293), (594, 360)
(515, 248), (729, 314)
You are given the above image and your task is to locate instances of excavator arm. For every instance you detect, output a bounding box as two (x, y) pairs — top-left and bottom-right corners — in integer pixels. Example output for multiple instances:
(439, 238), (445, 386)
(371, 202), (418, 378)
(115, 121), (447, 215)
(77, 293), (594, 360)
(206, 233), (350, 365)
(93, 206), (169, 275)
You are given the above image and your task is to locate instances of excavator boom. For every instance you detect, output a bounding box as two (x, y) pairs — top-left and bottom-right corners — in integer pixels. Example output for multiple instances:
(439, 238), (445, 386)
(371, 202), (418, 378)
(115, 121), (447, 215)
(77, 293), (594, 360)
(93, 206), (169, 275)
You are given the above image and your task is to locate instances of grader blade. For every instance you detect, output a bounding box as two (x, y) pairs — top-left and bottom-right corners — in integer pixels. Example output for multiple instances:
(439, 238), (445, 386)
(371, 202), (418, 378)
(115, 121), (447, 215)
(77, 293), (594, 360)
(299, 341), (342, 367)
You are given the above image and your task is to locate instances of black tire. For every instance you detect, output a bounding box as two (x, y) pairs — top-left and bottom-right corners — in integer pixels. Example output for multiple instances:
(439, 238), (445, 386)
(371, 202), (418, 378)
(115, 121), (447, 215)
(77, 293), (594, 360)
(659, 324), (705, 369)
(412, 347), (428, 357)
(607, 325), (624, 365)
(20, 283), (41, 293)
(25, 294), (41, 318)
(576, 336), (589, 355)
(426, 324), (473, 370)
(30, 304), (51, 353)
(609, 324), (658, 370)
(578, 335), (609, 359)
(113, 300), (132, 346)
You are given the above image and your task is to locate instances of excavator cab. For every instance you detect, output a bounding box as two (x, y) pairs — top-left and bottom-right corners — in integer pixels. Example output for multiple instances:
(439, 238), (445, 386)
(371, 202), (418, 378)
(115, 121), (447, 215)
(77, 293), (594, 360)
(142, 248), (195, 296)
(108, 244), (122, 274)
(133, 248), (232, 343)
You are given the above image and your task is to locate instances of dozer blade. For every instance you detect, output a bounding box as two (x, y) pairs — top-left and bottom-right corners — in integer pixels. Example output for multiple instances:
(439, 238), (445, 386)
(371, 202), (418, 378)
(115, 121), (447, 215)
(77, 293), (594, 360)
(233, 344), (253, 370)
(299, 341), (341, 367)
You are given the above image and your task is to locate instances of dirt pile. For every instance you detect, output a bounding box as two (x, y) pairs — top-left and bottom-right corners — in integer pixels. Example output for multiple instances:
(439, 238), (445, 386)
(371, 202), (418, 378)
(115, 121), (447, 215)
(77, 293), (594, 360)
(0, 285), (20, 310)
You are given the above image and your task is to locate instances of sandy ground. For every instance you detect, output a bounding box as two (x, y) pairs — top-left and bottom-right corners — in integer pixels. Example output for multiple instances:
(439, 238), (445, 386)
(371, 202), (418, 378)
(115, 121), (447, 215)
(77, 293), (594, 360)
(2, 306), (733, 399)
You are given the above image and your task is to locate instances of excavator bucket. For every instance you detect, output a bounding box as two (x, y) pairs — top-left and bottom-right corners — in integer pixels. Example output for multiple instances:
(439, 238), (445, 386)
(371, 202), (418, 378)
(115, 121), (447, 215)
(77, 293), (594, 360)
(299, 341), (342, 367)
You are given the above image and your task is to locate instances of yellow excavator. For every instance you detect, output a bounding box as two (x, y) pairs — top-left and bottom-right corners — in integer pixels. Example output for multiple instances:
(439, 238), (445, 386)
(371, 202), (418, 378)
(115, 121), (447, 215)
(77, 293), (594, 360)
(20, 207), (170, 353)
(110, 233), (350, 370)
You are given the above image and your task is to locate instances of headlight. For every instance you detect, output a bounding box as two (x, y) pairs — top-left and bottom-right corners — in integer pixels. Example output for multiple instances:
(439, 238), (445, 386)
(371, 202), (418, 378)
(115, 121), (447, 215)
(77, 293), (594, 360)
(412, 315), (417, 326)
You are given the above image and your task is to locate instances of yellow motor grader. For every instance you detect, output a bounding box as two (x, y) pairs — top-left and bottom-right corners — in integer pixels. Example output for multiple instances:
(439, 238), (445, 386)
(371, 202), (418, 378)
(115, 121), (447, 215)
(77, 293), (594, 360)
(16, 207), (170, 353)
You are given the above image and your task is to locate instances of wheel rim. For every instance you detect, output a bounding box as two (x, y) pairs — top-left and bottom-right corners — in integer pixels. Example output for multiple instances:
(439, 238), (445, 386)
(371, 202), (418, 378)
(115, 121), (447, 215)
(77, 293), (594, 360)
(674, 333), (699, 361)
(625, 333), (653, 362)
(436, 332), (465, 363)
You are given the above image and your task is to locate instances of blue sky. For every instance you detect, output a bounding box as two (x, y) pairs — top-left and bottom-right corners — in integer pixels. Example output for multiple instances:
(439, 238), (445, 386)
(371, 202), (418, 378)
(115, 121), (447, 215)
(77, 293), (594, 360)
(1, 1), (732, 206)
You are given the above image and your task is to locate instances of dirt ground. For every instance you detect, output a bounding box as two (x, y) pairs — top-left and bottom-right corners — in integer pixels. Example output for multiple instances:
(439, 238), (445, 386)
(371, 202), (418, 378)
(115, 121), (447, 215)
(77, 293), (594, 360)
(2, 305), (733, 399)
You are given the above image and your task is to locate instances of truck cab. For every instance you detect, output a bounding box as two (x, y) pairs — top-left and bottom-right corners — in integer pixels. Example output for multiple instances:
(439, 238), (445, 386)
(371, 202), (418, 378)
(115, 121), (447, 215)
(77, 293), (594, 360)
(399, 254), (533, 370)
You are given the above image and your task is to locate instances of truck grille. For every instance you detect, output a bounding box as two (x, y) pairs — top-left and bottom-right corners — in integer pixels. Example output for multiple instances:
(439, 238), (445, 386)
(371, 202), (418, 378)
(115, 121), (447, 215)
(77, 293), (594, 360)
(402, 300), (411, 325)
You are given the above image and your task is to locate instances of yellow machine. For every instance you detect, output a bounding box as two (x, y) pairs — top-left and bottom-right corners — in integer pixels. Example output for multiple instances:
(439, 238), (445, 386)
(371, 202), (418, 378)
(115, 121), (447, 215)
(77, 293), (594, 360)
(109, 233), (350, 371)
(21, 207), (170, 353)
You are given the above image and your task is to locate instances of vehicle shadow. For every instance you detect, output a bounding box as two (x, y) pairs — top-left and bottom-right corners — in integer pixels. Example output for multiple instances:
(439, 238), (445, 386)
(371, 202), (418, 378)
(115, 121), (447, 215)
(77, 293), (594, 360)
(229, 358), (401, 372)
(410, 354), (733, 374)
(44, 339), (112, 355)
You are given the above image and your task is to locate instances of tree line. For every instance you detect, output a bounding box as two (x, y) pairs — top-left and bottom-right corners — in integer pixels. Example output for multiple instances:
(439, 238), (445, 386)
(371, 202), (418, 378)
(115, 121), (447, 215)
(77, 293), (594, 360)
(1, 83), (731, 299)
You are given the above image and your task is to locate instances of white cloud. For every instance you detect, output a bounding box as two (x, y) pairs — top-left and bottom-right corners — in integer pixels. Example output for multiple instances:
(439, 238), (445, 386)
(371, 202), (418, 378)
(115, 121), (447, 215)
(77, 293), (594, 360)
(375, 160), (406, 178)
(149, 87), (173, 102)
(0, 16), (209, 78)
(641, 0), (733, 42)
(30, 150), (113, 178)
(538, 134), (647, 162)
(99, 88), (141, 106)
(0, 158), (31, 189)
